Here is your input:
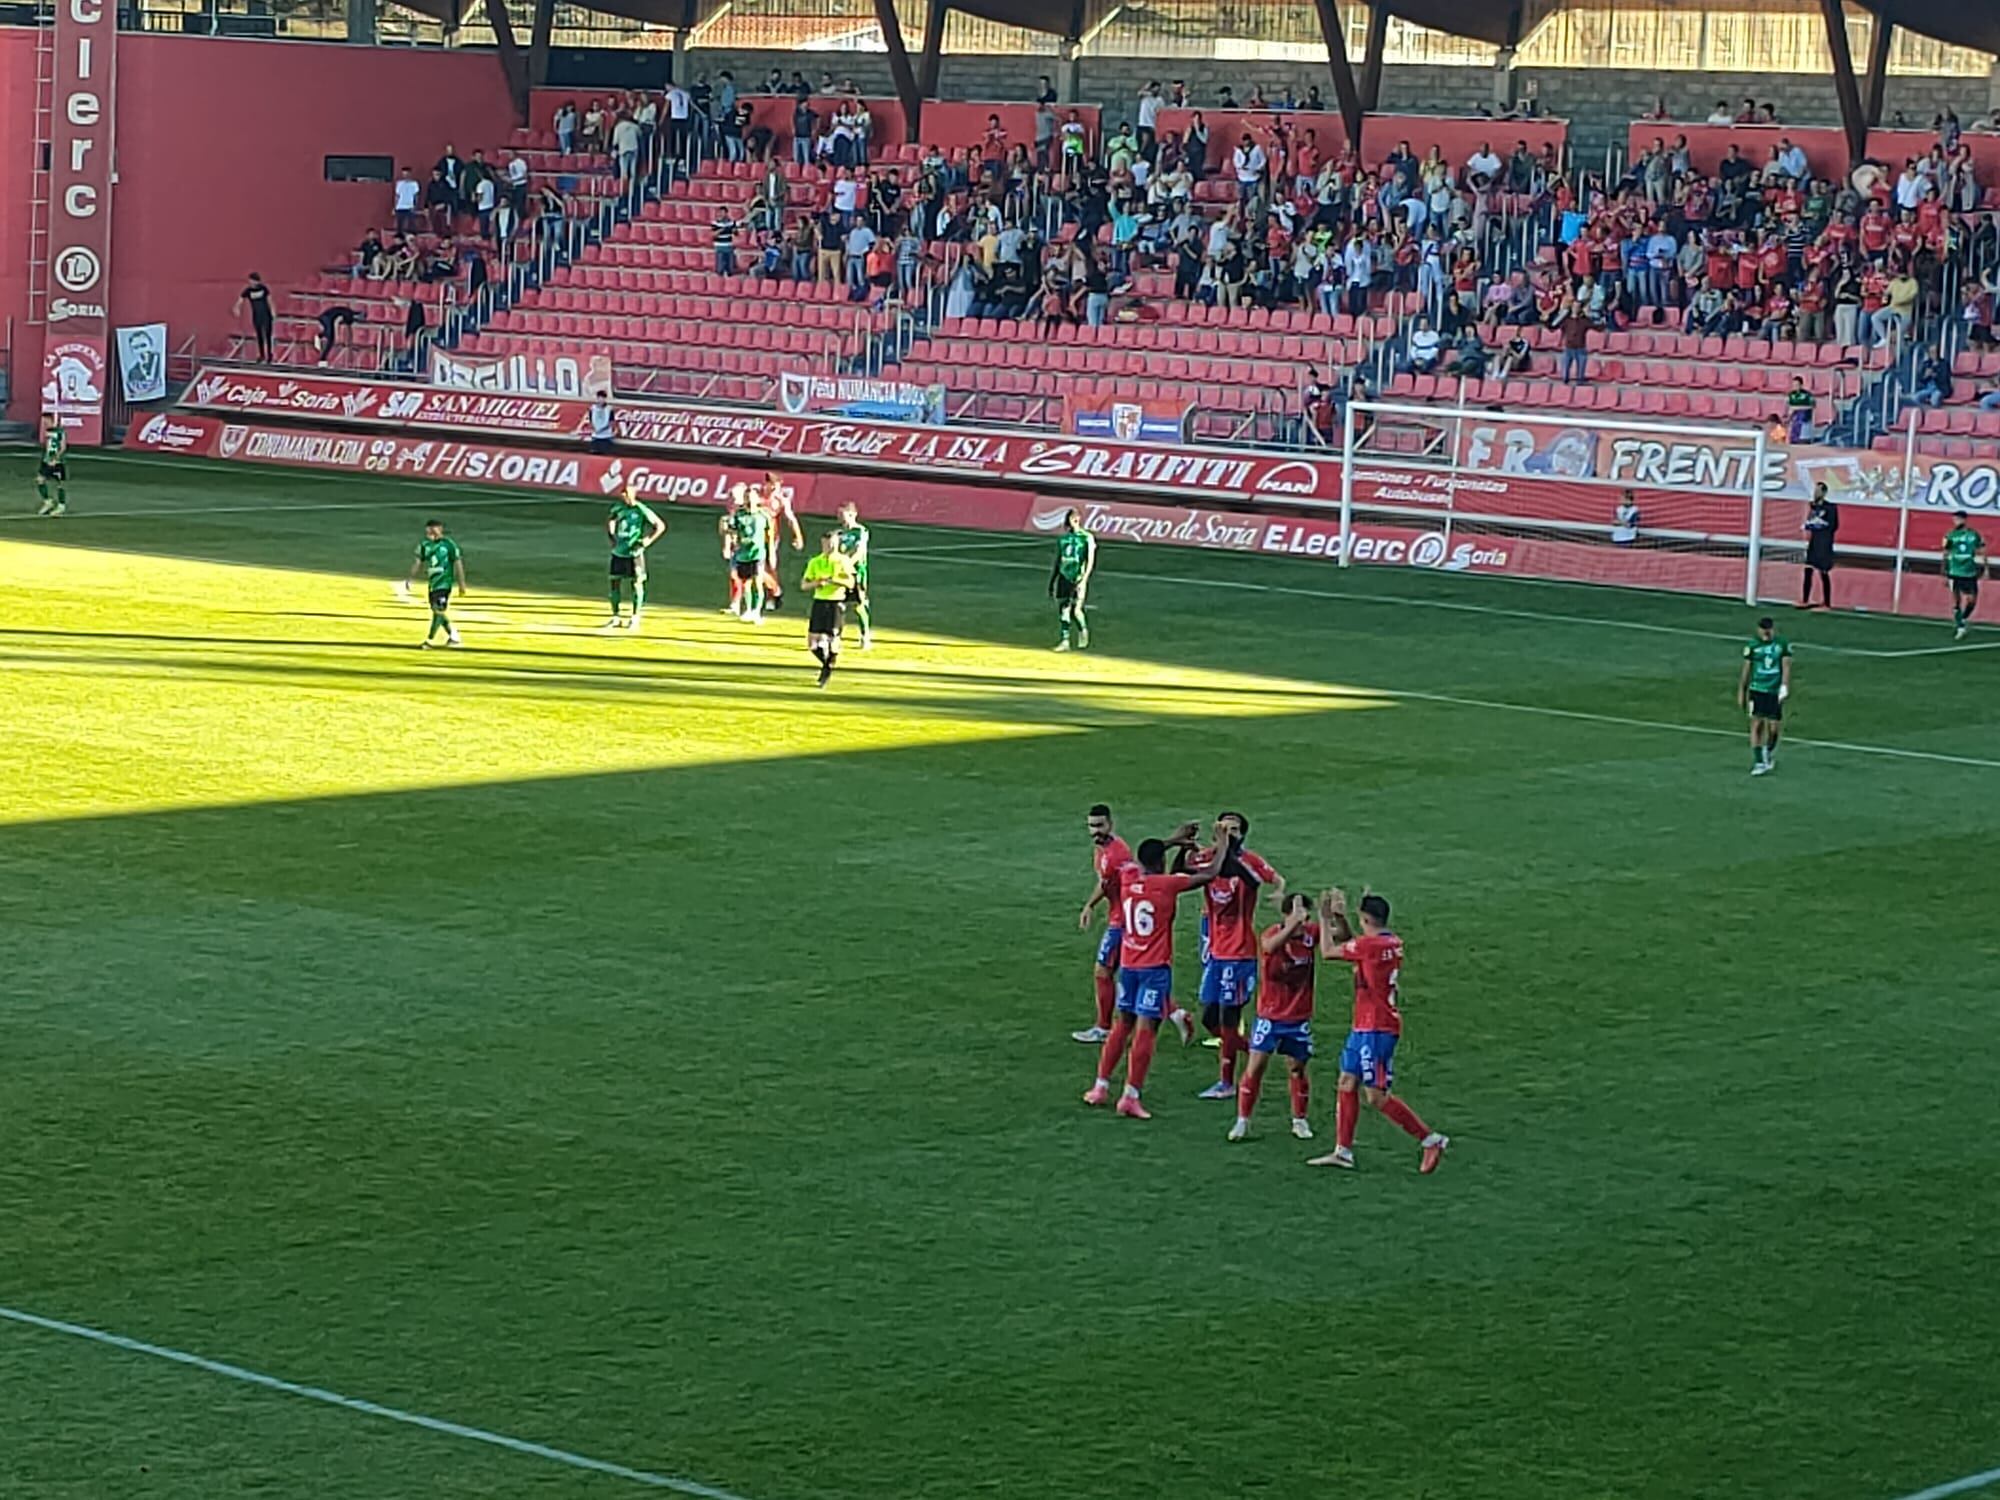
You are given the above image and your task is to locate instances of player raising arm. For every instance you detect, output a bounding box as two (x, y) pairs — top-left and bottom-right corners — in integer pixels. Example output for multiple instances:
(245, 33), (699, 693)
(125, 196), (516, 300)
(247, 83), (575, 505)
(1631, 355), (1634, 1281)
(1083, 831), (1232, 1120)
(1736, 615), (1792, 776)
(403, 518), (466, 648)
(604, 484), (666, 632)
(1049, 508), (1095, 652)
(1227, 891), (1319, 1143)
(1306, 886), (1448, 1173)
(1943, 511), (1987, 640)
(1188, 812), (1283, 1099)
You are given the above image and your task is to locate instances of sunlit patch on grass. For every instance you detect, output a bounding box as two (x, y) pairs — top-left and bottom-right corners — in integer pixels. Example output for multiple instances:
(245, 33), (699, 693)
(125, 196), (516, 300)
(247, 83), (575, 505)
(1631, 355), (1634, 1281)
(0, 540), (1391, 824)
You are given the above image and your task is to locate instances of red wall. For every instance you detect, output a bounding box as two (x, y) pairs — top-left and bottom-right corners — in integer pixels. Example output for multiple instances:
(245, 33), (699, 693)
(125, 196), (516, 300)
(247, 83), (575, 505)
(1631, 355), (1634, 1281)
(0, 33), (516, 419)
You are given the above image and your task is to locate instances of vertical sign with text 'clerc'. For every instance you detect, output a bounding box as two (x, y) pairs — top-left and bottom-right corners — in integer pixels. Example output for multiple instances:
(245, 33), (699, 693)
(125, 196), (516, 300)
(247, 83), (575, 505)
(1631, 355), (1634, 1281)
(40, 0), (117, 444)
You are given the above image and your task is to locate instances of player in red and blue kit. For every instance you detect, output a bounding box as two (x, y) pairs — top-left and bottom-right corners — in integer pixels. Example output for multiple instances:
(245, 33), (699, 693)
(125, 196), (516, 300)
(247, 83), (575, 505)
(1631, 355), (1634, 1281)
(1073, 803), (1133, 1044)
(1227, 892), (1318, 1142)
(1185, 812), (1283, 1100)
(1083, 835), (1230, 1120)
(1306, 887), (1449, 1173)
(1077, 808), (1196, 1045)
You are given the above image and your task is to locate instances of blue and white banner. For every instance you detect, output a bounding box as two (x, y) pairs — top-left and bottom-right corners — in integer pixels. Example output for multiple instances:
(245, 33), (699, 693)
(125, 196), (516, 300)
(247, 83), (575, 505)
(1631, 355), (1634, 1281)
(115, 323), (168, 403)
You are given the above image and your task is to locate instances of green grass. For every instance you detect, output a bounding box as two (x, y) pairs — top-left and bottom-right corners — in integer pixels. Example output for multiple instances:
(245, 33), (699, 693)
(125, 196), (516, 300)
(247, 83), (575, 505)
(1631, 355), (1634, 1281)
(2, 450), (1997, 1500)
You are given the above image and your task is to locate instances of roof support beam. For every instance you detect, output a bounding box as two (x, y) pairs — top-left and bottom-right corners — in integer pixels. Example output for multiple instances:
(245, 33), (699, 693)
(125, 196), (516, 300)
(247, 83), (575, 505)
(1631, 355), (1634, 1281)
(1358, 1), (1389, 112)
(1816, 0), (1869, 168)
(1310, 0), (1367, 158)
(527, 0), (555, 89)
(482, 0), (529, 123)
(1863, 7), (1895, 127)
(918, 0), (950, 133)
(874, 0), (925, 143)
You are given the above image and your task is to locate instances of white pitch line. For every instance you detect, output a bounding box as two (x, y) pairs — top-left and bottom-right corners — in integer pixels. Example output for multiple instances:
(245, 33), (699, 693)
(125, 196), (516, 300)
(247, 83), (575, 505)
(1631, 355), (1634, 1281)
(1387, 688), (2000, 770)
(908, 552), (1986, 659)
(874, 539), (1046, 556)
(1871, 640), (2000, 658)
(1888, 1467), (2000, 1500)
(0, 1304), (757, 1500)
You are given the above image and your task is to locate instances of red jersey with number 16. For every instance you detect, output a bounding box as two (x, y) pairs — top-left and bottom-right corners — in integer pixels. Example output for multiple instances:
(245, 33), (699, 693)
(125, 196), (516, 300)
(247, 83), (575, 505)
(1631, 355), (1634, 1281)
(1257, 921), (1319, 1023)
(1333, 931), (1403, 1034)
(1093, 835), (1134, 905)
(1119, 871), (1196, 969)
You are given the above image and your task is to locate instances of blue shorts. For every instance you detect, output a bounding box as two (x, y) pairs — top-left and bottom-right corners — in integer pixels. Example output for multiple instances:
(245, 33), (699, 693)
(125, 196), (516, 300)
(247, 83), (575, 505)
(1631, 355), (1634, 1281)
(1339, 1029), (1399, 1089)
(1199, 958), (1257, 1009)
(1096, 925), (1123, 968)
(1249, 1016), (1313, 1060)
(1115, 964), (1174, 1020)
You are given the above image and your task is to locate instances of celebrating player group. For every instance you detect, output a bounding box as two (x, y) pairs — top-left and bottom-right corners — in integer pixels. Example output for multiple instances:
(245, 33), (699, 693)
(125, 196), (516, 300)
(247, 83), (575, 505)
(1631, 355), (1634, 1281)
(1075, 803), (1449, 1173)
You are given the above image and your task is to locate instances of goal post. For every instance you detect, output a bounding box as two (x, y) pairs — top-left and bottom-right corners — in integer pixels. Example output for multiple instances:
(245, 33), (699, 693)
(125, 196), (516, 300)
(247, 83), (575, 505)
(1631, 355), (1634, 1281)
(1338, 399), (1773, 606)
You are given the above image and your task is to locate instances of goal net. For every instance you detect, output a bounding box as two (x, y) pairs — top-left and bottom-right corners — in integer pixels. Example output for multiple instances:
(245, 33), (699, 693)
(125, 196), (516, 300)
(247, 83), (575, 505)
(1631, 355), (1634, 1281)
(1339, 399), (1779, 604)
(1335, 401), (1974, 616)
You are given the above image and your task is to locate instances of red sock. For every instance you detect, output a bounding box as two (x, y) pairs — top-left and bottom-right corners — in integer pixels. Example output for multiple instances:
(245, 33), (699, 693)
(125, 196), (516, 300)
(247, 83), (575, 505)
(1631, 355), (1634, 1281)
(1288, 1072), (1310, 1120)
(1378, 1095), (1431, 1141)
(1093, 972), (1115, 1030)
(1218, 1029), (1238, 1087)
(1336, 1088), (1359, 1148)
(1095, 1016), (1133, 1079)
(1128, 1025), (1158, 1090)
(1236, 1069), (1263, 1116)
(728, 575), (743, 608)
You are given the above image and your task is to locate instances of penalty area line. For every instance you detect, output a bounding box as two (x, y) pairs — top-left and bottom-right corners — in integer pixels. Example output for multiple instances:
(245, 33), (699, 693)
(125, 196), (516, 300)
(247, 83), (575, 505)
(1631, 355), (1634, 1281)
(910, 552), (1973, 659)
(1888, 1468), (2000, 1500)
(1389, 689), (2000, 771)
(0, 1304), (758, 1500)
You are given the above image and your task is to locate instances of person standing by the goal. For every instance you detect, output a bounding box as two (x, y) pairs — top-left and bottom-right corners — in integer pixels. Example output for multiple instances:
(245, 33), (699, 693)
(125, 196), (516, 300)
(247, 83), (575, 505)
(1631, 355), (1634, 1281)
(1049, 508), (1096, 651)
(1801, 481), (1838, 609)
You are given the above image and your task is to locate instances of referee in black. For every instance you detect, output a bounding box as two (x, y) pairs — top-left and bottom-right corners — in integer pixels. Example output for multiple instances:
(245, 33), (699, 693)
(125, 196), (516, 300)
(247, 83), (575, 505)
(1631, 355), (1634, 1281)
(1801, 480), (1839, 609)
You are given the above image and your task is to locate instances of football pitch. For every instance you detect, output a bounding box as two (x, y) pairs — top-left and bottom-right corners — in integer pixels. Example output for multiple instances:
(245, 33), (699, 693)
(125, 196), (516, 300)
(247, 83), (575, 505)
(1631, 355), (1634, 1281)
(4, 449), (1998, 1500)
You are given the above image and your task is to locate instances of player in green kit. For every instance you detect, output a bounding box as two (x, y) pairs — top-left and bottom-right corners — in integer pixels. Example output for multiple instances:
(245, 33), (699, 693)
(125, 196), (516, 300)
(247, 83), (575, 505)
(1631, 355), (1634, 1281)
(402, 519), (467, 648)
(604, 483), (666, 632)
(721, 488), (767, 622)
(34, 418), (68, 516)
(835, 500), (872, 650)
(1942, 511), (1987, 641)
(1049, 508), (1096, 651)
(1736, 615), (1792, 776)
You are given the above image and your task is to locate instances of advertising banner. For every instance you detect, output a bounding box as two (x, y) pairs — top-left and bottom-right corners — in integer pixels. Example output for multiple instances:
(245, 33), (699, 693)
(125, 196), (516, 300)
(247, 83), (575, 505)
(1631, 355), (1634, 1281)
(1064, 395), (1188, 445)
(114, 323), (168, 403)
(182, 365), (1343, 505)
(126, 415), (1943, 616)
(1447, 410), (2000, 514)
(429, 347), (614, 399)
(778, 371), (945, 424)
(170, 367), (1977, 561)
(39, 0), (118, 444)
